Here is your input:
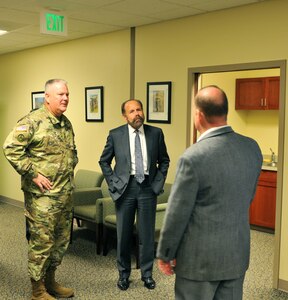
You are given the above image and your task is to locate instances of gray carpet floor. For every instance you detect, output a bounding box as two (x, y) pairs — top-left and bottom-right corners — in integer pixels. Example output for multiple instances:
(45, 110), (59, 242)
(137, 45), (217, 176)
(1, 201), (288, 299)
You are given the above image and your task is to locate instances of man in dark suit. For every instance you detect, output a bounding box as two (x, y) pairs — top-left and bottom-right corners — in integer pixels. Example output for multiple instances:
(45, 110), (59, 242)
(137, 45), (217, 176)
(99, 99), (170, 291)
(157, 86), (262, 300)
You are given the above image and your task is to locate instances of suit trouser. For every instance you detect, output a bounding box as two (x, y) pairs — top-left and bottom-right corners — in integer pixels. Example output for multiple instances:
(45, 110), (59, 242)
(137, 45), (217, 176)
(115, 176), (157, 278)
(24, 191), (72, 281)
(175, 274), (245, 300)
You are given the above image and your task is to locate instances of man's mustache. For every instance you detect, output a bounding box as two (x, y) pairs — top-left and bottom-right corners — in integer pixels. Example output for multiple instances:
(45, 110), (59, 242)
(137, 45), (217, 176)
(134, 116), (144, 122)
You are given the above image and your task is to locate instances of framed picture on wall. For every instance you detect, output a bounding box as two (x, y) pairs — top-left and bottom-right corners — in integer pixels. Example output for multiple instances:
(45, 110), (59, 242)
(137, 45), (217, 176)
(146, 81), (171, 123)
(31, 91), (45, 110)
(85, 86), (104, 122)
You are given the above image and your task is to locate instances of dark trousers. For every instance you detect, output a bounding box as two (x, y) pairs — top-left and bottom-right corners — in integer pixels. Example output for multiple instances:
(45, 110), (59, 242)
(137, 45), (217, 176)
(115, 176), (157, 279)
(175, 274), (245, 300)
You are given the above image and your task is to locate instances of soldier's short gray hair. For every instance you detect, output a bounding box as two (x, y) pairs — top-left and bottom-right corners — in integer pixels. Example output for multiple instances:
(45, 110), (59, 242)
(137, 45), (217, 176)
(45, 79), (68, 92)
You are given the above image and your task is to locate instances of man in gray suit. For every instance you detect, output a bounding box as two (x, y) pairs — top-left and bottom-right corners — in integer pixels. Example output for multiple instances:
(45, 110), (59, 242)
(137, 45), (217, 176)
(157, 86), (262, 300)
(99, 99), (170, 291)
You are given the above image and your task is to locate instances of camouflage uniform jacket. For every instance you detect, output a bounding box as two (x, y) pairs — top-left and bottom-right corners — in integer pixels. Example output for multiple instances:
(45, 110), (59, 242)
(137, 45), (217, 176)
(3, 105), (78, 195)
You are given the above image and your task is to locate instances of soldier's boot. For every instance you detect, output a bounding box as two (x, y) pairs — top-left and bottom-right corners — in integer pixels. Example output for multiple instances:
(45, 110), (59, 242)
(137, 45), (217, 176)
(31, 278), (56, 300)
(45, 267), (74, 298)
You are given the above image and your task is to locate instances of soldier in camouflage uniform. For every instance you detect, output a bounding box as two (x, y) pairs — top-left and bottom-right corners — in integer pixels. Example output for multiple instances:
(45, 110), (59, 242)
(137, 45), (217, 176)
(3, 79), (78, 300)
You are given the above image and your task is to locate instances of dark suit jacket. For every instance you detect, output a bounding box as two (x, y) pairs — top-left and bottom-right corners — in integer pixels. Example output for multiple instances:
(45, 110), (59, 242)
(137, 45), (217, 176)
(157, 126), (262, 281)
(99, 124), (170, 201)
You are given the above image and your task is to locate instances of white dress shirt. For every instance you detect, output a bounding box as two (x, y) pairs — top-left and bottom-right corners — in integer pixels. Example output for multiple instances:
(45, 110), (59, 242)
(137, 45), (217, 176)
(197, 125), (229, 142)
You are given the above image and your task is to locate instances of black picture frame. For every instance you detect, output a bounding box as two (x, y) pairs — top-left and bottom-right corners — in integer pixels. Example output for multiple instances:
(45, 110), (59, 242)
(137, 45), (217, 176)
(85, 86), (104, 122)
(31, 91), (45, 110)
(146, 81), (171, 123)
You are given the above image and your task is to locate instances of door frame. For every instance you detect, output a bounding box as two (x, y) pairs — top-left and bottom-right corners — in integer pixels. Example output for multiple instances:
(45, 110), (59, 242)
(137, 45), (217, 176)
(187, 60), (286, 289)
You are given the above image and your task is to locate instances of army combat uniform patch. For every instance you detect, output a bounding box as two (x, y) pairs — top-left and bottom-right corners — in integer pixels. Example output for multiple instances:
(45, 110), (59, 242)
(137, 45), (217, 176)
(15, 125), (29, 143)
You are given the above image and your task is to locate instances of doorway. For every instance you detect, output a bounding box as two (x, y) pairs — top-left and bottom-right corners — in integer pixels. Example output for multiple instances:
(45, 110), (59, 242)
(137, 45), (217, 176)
(187, 60), (286, 290)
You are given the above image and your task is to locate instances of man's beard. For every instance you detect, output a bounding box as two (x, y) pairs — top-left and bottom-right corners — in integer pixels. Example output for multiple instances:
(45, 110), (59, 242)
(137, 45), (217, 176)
(130, 116), (144, 129)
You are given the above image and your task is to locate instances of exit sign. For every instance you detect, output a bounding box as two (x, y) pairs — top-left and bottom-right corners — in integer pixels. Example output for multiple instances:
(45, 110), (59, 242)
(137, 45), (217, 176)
(40, 11), (67, 36)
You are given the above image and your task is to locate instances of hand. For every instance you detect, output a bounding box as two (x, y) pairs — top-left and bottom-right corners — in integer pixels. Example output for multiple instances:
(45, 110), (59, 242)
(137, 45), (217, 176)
(157, 259), (176, 276)
(33, 173), (53, 193)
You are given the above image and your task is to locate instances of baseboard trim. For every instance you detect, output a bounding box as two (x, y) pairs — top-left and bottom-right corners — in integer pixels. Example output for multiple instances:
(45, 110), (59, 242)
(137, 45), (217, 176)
(250, 224), (275, 234)
(278, 279), (288, 293)
(0, 195), (23, 208)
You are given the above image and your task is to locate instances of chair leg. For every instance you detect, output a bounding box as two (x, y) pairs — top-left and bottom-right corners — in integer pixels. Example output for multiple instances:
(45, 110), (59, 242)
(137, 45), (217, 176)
(96, 223), (103, 255)
(70, 214), (74, 244)
(102, 226), (109, 256)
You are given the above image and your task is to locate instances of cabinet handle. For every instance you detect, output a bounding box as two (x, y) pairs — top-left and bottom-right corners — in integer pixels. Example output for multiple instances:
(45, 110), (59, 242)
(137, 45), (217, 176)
(261, 98), (263, 106)
(264, 98), (267, 106)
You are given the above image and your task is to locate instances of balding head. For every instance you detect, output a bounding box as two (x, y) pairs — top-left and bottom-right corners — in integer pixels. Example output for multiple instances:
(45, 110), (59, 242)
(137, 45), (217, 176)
(195, 85), (228, 124)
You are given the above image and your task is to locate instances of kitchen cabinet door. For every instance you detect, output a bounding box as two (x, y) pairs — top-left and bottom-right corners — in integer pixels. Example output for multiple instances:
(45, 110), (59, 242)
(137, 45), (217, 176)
(265, 77), (280, 109)
(249, 170), (277, 229)
(235, 76), (279, 110)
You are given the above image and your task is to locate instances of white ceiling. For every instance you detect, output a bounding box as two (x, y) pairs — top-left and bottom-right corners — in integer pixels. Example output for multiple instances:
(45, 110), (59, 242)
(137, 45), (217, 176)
(0, 0), (267, 56)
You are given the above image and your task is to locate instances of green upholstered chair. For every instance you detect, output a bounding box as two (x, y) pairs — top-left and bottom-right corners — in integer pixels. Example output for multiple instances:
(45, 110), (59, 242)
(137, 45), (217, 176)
(74, 169), (104, 190)
(102, 183), (172, 268)
(150, 182), (172, 243)
(71, 169), (107, 254)
(101, 197), (118, 256)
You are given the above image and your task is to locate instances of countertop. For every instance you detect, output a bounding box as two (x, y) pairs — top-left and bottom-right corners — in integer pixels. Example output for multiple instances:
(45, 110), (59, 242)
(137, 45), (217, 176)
(262, 154), (277, 171)
(262, 164), (277, 171)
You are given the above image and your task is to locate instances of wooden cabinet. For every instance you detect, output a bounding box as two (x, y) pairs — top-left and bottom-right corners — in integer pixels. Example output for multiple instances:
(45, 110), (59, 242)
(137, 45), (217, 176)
(249, 170), (277, 229)
(235, 76), (280, 110)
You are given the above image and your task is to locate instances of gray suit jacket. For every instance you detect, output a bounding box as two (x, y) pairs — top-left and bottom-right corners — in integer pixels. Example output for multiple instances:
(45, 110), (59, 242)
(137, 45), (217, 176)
(99, 124), (170, 201)
(157, 126), (262, 281)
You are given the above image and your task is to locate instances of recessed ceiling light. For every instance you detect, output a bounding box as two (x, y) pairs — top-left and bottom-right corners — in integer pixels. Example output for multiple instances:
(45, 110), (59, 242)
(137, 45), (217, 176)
(0, 30), (8, 36)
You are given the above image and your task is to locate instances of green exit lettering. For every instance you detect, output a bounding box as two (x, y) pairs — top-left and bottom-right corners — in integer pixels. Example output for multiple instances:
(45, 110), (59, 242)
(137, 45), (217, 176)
(46, 13), (64, 32)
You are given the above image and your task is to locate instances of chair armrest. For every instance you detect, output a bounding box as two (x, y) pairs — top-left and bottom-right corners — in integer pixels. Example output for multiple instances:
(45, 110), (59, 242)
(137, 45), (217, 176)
(156, 203), (167, 212)
(72, 187), (102, 206)
(155, 209), (166, 231)
(102, 197), (116, 218)
(157, 183), (172, 204)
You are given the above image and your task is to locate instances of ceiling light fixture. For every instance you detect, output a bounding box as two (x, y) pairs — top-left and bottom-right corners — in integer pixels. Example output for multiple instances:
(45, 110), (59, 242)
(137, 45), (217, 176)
(0, 29), (8, 36)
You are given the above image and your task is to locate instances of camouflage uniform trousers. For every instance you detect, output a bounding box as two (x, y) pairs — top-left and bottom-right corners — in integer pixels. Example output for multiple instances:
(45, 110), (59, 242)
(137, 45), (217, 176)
(24, 191), (72, 281)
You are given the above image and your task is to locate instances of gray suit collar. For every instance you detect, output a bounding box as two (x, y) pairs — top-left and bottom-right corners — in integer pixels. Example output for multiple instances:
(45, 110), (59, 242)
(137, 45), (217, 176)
(198, 126), (234, 142)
